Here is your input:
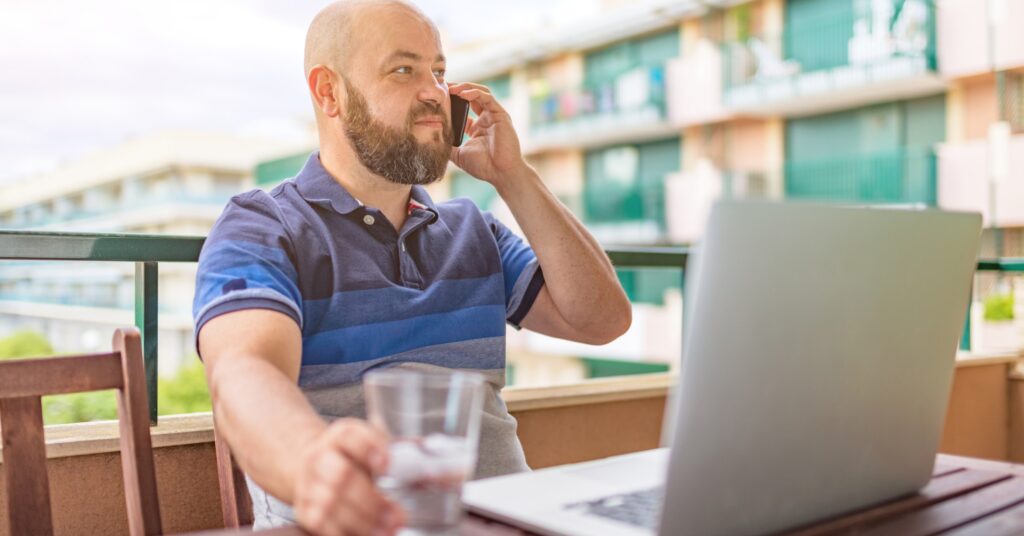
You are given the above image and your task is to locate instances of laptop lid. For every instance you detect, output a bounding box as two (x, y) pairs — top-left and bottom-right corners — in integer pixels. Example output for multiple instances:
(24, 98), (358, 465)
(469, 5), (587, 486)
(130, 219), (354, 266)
(660, 201), (981, 535)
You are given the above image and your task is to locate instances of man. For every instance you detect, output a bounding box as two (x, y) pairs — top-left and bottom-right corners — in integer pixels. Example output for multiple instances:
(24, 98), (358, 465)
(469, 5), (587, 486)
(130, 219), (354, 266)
(193, 1), (632, 534)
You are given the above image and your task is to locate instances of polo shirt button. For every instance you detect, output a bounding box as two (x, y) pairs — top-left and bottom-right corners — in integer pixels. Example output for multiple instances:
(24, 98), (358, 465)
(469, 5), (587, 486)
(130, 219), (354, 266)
(363, 215), (375, 226)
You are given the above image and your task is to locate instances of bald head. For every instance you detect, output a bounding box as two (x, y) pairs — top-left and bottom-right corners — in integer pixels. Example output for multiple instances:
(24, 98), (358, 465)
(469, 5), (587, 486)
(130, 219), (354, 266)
(304, 0), (435, 76)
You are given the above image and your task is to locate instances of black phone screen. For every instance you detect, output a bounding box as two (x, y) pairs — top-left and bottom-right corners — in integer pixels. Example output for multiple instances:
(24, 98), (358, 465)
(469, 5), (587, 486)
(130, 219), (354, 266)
(450, 94), (470, 147)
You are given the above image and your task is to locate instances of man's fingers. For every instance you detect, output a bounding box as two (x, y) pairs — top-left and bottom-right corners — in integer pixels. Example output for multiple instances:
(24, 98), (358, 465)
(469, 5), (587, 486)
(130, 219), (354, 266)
(324, 419), (390, 475)
(297, 481), (347, 536)
(308, 451), (393, 535)
(339, 472), (393, 527)
(471, 113), (495, 132)
(452, 88), (508, 117)
(449, 81), (493, 95)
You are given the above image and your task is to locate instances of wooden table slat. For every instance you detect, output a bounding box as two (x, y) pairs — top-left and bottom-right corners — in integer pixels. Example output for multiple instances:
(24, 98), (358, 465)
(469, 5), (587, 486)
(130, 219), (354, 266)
(932, 465), (965, 478)
(944, 500), (1024, 536)
(175, 456), (1024, 536)
(785, 469), (1011, 535)
(858, 476), (1024, 536)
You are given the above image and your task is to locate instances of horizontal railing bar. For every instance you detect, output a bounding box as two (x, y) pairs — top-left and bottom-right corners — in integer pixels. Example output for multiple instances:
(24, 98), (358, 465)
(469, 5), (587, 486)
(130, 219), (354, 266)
(0, 231), (1021, 272)
(977, 258), (1024, 272)
(0, 230), (205, 262)
(604, 246), (688, 268)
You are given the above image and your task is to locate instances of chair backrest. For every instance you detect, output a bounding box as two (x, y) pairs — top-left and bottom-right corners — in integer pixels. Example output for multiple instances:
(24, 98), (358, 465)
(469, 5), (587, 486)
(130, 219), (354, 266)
(213, 417), (254, 528)
(0, 327), (161, 536)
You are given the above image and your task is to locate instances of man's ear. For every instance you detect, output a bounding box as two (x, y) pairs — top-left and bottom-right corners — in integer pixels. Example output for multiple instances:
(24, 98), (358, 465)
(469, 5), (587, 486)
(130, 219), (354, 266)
(308, 65), (343, 118)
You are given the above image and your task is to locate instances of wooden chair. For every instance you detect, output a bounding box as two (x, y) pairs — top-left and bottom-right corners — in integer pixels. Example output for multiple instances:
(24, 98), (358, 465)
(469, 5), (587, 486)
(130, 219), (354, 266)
(0, 327), (161, 536)
(213, 417), (254, 528)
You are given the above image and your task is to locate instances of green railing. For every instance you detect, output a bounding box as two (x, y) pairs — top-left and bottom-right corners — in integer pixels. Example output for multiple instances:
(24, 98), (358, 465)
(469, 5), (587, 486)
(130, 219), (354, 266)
(0, 232), (1020, 423)
(785, 148), (937, 205)
(583, 179), (666, 229)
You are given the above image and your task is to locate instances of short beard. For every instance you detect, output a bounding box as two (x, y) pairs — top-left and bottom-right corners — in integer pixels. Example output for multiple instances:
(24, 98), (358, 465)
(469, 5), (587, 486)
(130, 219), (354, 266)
(342, 78), (452, 186)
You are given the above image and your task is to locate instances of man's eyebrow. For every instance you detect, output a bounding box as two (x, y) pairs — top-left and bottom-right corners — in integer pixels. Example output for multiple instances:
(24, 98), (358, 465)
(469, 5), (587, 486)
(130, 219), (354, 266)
(382, 50), (446, 64)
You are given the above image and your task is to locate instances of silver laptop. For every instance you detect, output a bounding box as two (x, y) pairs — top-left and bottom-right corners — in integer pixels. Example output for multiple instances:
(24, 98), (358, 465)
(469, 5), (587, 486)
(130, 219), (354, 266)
(464, 200), (982, 536)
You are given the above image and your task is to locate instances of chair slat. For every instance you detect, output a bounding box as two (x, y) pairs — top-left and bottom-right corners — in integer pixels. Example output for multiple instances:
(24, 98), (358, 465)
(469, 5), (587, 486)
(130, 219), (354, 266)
(114, 328), (163, 535)
(1, 396), (54, 536)
(214, 416), (254, 528)
(0, 352), (123, 397)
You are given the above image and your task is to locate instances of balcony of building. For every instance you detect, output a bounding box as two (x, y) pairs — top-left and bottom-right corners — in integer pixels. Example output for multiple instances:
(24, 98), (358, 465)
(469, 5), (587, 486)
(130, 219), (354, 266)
(937, 133), (1024, 229)
(938, 0), (1024, 79)
(521, 28), (682, 153)
(784, 146), (937, 205)
(524, 62), (679, 153)
(721, 0), (944, 117)
(0, 175), (240, 233)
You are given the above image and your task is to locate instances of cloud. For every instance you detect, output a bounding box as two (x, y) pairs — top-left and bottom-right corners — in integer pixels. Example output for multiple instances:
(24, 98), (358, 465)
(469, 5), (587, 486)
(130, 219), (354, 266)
(0, 0), (598, 183)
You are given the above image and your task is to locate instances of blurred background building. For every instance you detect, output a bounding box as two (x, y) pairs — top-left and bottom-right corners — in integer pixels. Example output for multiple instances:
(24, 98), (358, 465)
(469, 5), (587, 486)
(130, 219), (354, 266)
(1, 0), (1022, 386)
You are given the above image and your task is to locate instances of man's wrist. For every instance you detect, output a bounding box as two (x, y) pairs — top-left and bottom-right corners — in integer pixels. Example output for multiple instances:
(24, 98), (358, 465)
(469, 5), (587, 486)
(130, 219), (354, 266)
(494, 164), (542, 201)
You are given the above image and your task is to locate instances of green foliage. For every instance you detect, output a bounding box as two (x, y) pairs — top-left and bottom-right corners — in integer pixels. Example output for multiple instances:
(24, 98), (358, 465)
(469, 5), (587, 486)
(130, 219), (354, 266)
(0, 330), (54, 360)
(40, 358), (212, 425)
(43, 391), (118, 425)
(984, 293), (1015, 322)
(157, 358), (212, 415)
(731, 4), (752, 42)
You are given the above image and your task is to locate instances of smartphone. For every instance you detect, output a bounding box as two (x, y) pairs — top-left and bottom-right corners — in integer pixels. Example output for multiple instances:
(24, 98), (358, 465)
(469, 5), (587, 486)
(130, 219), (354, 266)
(450, 94), (470, 147)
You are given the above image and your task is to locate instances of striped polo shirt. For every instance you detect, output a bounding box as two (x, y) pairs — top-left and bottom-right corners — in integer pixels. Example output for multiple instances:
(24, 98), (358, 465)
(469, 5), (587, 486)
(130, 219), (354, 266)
(193, 152), (543, 525)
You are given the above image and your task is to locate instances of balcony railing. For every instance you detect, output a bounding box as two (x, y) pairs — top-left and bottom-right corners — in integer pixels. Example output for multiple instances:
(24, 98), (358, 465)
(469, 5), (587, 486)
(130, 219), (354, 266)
(0, 230), (1020, 425)
(526, 64), (672, 148)
(722, 0), (938, 113)
(785, 147), (937, 205)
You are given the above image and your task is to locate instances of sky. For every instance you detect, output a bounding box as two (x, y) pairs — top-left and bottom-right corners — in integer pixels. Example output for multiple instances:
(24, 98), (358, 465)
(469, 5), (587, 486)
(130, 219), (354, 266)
(0, 0), (599, 184)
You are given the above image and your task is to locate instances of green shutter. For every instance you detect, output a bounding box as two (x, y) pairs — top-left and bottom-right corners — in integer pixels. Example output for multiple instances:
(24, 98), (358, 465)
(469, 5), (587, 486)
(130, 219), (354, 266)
(255, 152), (309, 188)
(583, 137), (680, 226)
(583, 357), (670, 379)
(449, 170), (498, 210)
(478, 74), (512, 100)
(583, 28), (680, 87)
(785, 0), (855, 72)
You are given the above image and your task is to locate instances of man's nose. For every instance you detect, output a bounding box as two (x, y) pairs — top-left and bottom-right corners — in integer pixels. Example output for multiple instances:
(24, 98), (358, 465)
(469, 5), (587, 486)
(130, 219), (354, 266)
(417, 76), (447, 107)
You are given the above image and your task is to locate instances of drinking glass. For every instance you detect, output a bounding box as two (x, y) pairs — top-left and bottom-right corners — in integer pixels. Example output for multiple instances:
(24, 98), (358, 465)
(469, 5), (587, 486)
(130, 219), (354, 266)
(364, 369), (486, 532)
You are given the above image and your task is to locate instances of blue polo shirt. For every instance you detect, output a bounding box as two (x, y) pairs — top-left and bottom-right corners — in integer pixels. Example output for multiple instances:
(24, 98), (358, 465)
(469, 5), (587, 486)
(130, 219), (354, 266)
(193, 152), (545, 386)
(193, 152), (544, 525)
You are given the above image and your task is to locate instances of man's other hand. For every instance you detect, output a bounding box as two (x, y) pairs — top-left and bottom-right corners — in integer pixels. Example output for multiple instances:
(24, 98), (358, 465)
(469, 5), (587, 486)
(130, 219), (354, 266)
(293, 418), (405, 536)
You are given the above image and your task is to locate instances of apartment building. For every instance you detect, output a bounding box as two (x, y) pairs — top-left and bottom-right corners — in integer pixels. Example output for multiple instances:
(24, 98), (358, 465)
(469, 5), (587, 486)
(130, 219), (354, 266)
(0, 131), (303, 373)
(247, 0), (1024, 383)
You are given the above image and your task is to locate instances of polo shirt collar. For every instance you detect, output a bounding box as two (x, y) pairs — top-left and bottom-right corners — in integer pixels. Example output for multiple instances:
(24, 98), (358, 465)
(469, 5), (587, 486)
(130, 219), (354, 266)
(408, 185), (439, 223)
(296, 151), (439, 223)
(295, 152), (363, 215)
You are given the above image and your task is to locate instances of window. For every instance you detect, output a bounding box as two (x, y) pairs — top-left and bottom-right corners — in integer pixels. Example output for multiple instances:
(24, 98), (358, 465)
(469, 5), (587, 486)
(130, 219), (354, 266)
(583, 137), (681, 226)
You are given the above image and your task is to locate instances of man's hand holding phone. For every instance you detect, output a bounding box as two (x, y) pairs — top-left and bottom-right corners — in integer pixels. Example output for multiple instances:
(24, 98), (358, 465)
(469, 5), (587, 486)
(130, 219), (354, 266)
(447, 82), (534, 194)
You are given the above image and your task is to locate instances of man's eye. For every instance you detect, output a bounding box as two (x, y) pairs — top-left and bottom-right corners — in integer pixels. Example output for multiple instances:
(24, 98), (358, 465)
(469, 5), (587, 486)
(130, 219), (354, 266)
(433, 69), (446, 78)
(394, 66), (412, 74)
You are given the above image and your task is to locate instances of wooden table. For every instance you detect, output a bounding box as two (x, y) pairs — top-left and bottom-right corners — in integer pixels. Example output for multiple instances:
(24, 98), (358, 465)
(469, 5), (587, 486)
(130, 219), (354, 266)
(184, 454), (1024, 536)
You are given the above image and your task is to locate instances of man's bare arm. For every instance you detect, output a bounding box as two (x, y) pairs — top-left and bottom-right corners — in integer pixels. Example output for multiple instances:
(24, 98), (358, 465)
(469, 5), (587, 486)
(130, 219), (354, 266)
(449, 83), (632, 344)
(498, 167), (631, 344)
(200, 309), (404, 536)
(200, 309), (318, 500)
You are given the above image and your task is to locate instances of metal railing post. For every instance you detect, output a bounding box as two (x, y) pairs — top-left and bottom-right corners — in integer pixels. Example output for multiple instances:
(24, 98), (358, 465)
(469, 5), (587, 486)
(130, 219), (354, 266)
(134, 261), (159, 424)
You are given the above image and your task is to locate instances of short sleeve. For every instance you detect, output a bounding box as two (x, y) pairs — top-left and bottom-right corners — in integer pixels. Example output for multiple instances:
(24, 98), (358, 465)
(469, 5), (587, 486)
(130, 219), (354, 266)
(192, 190), (303, 355)
(482, 212), (545, 330)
